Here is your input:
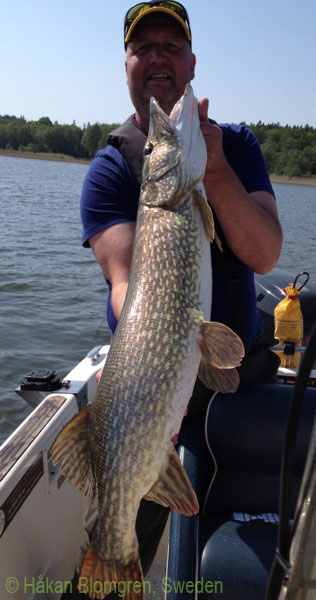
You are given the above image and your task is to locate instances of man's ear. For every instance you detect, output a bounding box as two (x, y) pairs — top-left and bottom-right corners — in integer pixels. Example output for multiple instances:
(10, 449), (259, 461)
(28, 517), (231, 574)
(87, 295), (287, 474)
(190, 53), (196, 81)
(125, 60), (129, 85)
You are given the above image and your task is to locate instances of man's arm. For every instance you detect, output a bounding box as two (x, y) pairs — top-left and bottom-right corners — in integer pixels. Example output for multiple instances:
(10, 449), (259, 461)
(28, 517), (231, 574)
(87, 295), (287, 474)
(89, 222), (136, 321)
(198, 99), (283, 275)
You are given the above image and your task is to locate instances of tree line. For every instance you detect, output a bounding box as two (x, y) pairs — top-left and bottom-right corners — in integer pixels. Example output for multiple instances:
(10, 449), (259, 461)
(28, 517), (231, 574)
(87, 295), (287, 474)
(0, 115), (120, 160)
(244, 121), (316, 178)
(1, 114), (316, 177)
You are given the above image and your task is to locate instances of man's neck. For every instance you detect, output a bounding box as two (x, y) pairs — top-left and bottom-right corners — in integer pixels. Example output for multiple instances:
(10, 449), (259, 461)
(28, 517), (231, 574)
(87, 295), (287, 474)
(134, 111), (149, 135)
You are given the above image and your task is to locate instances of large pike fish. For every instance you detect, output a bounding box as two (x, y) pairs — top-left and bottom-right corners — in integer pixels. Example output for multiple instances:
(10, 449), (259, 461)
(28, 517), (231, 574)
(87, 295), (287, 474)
(50, 84), (244, 600)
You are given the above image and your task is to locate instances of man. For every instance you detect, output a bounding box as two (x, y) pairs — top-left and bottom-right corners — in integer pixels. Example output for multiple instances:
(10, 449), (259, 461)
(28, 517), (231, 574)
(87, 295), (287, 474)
(81, 1), (282, 357)
(76, 0), (282, 594)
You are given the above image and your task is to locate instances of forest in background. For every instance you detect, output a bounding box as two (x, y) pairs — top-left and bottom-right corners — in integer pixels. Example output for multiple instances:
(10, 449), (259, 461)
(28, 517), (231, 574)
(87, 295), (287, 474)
(1, 114), (316, 178)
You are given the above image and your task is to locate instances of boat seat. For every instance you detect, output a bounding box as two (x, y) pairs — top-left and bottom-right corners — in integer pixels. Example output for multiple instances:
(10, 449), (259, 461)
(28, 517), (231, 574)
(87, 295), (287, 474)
(167, 383), (316, 600)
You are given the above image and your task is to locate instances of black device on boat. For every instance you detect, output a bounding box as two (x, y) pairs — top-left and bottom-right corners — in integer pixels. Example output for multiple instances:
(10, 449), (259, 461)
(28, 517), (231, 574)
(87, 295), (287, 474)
(19, 369), (63, 392)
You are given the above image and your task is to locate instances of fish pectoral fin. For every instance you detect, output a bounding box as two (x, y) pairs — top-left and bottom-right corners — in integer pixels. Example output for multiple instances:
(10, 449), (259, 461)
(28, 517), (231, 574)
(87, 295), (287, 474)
(198, 362), (240, 393)
(193, 188), (214, 242)
(197, 321), (244, 393)
(80, 542), (144, 600)
(199, 320), (244, 369)
(144, 447), (199, 516)
(49, 405), (97, 502)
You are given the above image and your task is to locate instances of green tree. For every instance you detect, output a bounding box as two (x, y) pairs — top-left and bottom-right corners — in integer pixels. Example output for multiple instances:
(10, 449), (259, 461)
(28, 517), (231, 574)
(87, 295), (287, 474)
(261, 141), (279, 172)
(298, 146), (316, 176)
(37, 116), (53, 127)
(82, 123), (102, 157)
(63, 124), (84, 157)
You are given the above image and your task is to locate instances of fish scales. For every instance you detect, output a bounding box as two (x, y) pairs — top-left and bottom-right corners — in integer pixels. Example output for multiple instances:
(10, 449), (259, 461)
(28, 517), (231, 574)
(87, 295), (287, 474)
(50, 84), (244, 600)
(91, 202), (202, 556)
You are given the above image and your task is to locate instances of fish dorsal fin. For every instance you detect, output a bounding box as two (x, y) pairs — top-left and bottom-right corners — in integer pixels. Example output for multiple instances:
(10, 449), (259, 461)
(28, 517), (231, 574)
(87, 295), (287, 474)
(50, 405), (97, 502)
(198, 320), (244, 393)
(193, 188), (223, 250)
(145, 447), (199, 516)
(214, 230), (223, 252)
(193, 188), (214, 242)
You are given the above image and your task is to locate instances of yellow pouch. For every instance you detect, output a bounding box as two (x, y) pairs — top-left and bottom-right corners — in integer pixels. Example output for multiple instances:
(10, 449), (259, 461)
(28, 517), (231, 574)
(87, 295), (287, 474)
(274, 285), (303, 368)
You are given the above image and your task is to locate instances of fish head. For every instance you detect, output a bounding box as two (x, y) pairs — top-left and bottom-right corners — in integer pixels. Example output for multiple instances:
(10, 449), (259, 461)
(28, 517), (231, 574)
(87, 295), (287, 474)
(170, 84), (207, 170)
(141, 97), (181, 208)
(141, 84), (207, 209)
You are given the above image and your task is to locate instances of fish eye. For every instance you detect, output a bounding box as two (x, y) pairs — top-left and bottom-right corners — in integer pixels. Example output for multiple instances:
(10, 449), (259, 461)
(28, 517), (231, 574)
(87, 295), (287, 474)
(144, 142), (153, 155)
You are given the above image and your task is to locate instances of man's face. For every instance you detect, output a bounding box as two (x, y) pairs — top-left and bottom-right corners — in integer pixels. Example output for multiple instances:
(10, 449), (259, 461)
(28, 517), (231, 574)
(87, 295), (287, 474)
(125, 16), (195, 129)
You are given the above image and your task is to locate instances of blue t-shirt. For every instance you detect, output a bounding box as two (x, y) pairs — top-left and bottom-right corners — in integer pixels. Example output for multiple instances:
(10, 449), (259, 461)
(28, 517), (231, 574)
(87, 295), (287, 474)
(80, 123), (275, 347)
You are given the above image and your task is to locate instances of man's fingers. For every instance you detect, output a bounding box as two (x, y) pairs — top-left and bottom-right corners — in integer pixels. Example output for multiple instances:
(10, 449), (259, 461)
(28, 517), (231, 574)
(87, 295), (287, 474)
(198, 97), (209, 122)
(96, 368), (103, 383)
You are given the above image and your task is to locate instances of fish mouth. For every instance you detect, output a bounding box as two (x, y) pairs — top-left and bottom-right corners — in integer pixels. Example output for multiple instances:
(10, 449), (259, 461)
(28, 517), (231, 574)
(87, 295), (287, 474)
(169, 83), (191, 125)
(149, 97), (175, 137)
(149, 83), (191, 127)
(169, 84), (196, 156)
(147, 84), (198, 174)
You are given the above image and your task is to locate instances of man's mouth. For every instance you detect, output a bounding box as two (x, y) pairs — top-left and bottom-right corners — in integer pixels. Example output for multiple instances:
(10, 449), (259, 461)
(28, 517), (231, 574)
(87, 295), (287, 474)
(148, 73), (170, 81)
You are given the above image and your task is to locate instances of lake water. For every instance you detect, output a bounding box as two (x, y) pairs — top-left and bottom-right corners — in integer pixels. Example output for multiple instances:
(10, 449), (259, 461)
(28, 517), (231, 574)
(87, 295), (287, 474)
(0, 156), (316, 443)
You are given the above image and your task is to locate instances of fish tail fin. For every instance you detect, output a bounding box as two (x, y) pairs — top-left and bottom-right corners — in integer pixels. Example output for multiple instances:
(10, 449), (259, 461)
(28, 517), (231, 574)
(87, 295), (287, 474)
(198, 320), (244, 393)
(79, 543), (144, 600)
(49, 405), (97, 502)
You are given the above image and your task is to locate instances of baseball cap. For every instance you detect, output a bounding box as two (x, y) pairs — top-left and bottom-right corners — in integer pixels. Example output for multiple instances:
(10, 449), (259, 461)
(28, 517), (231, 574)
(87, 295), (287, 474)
(124, 1), (192, 48)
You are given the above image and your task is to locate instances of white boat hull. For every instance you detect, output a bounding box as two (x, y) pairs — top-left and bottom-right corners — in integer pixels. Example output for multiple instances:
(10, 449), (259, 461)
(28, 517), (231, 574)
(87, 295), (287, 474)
(0, 345), (110, 599)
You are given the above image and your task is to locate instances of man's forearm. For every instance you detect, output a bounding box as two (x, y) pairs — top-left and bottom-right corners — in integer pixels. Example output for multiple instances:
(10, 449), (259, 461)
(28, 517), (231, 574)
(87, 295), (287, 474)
(204, 164), (283, 274)
(198, 98), (282, 274)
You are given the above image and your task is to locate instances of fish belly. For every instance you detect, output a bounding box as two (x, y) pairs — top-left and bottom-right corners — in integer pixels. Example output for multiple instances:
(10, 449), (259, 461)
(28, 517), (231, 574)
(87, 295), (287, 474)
(168, 200), (212, 437)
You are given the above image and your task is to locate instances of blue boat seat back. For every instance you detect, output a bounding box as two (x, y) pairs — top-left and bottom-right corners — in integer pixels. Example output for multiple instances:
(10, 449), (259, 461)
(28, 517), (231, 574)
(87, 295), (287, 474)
(204, 384), (314, 516)
(167, 384), (316, 600)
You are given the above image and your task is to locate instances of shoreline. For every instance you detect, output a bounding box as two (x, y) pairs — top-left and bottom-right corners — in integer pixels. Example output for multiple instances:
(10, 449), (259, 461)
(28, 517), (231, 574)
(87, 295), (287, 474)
(270, 174), (316, 187)
(0, 149), (91, 165)
(1, 150), (316, 186)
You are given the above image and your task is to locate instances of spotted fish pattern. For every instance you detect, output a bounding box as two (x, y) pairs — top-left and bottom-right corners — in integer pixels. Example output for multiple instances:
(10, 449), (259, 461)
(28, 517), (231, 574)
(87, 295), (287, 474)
(50, 84), (244, 600)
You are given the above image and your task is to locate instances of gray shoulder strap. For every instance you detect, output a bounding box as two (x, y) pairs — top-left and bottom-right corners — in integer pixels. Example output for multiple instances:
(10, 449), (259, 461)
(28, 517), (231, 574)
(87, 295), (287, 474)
(107, 115), (146, 186)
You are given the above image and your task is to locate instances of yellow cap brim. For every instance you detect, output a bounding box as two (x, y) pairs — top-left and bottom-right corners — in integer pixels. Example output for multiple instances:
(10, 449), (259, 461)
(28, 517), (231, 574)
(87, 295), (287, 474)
(125, 6), (191, 45)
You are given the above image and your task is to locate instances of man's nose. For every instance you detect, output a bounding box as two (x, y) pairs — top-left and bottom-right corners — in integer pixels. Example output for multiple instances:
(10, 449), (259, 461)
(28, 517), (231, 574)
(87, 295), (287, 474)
(148, 45), (166, 61)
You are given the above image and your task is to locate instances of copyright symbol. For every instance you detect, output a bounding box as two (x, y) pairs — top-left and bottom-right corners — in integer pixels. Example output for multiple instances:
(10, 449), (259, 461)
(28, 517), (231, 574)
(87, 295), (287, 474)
(5, 577), (19, 593)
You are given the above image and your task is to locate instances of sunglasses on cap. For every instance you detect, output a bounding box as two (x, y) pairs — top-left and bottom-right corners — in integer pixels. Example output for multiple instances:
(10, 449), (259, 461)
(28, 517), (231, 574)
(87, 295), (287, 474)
(124, 1), (192, 48)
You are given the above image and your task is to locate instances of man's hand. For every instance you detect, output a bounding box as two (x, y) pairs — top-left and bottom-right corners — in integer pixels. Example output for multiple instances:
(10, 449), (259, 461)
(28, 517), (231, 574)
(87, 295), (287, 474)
(96, 368), (103, 383)
(198, 97), (227, 177)
(171, 407), (188, 445)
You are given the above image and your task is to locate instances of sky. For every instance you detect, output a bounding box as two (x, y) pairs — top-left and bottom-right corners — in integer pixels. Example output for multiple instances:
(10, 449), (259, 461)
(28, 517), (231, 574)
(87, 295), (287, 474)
(1, 0), (316, 128)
